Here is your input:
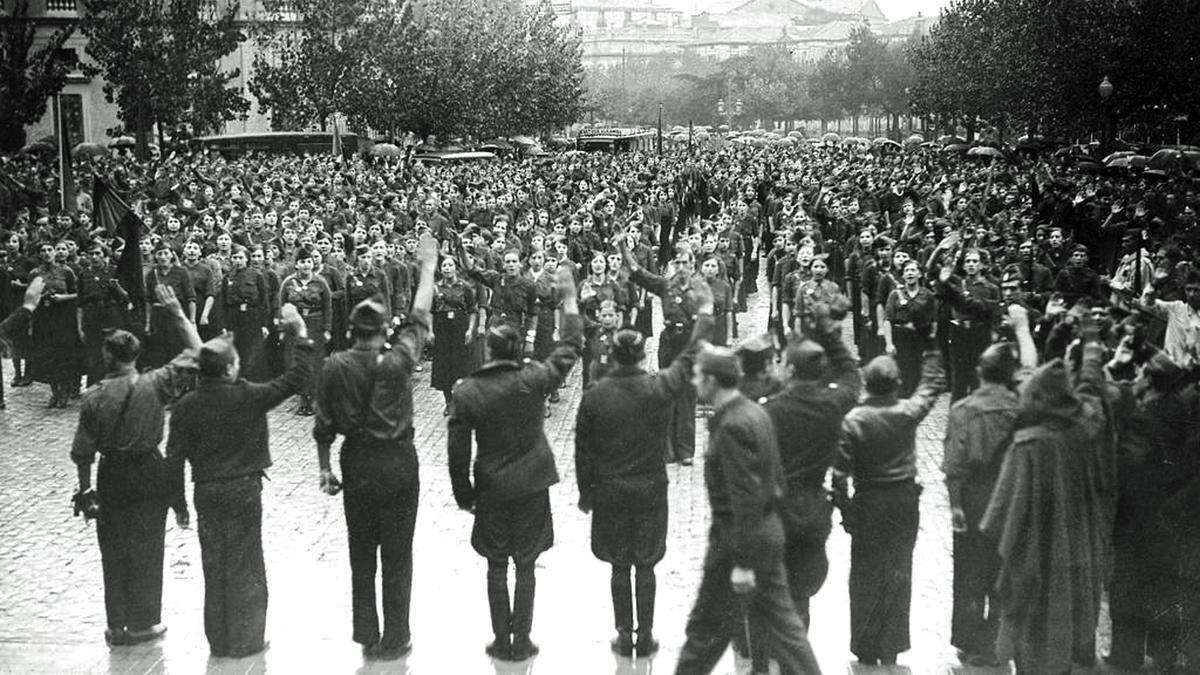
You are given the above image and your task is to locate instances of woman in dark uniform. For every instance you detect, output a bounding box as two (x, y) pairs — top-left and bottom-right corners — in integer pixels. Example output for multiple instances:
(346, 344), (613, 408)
(529, 250), (558, 361)
(77, 242), (131, 386)
(277, 246), (331, 415)
(2, 230), (35, 389)
(883, 260), (937, 398)
(698, 255), (732, 346)
(250, 245), (282, 377)
(430, 255), (477, 414)
(143, 243), (196, 370)
(28, 240), (81, 408)
(222, 245), (271, 382)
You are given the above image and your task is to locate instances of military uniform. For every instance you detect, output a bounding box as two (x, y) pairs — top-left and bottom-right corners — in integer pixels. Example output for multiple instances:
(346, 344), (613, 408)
(630, 266), (707, 462)
(938, 274), (999, 401)
(448, 313), (583, 657)
(222, 266), (270, 382)
(314, 310), (430, 655)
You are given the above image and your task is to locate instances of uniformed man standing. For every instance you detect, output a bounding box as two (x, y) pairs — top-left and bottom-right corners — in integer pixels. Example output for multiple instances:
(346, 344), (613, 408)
(676, 346), (823, 675)
(575, 283), (714, 658)
(761, 301), (861, 628)
(310, 233), (437, 660)
(463, 248), (538, 352)
(624, 242), (709, 464)
(68, 283), (200, 646)
(166, 302), (313, 658)
(448, 265), (582, 662)
(937, 248), (1000, 401)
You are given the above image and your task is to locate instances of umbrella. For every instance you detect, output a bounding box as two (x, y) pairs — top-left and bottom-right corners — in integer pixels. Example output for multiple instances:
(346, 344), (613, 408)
(938, 134), (967, 144)
(1076, 160), (1105, 173)
(73, 142), (107, 159)
(904, 134), (924, 145)
(509, 135), (536, 146)
(943, 143), (970, 153)
(718, 124), (731, 132)
(822, 132), (840, 143)
(109, 136), (136, 148)
(671, 125), (686, 133)
(369, 143), (402, 157)
(481, 138), (513, 151)
(694, 131), (711, 140)
(20, 140), (55, 155)
(1102, 151), (1135, 164)
(874, 139), (902, 150)
(842, 136), (869, 145)
(1148, 148), (1183, 172)
(787, 130), (805, 139)
(967, 146), (1004, 159)
(773, 137), (797, 146)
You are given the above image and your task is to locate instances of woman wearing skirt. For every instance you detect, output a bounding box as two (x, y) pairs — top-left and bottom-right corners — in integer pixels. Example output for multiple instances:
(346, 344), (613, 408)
(430, 256), (476, 415)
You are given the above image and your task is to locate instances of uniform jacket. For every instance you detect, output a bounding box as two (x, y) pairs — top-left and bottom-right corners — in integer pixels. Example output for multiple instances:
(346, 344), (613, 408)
(575, 315), (712, 508)
(942, 383), (1019, 528)
(448, 314), (583, 509)
(705, 392), (786, 568)
(835, 350), (946, 487)
(168, 340), (313, 483)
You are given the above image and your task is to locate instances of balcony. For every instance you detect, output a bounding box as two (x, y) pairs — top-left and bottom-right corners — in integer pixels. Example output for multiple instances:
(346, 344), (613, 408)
(45, 0), (77, 12)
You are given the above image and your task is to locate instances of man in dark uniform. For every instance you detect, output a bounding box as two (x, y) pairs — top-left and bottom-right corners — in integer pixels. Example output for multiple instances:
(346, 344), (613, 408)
(311, 233), (438, 660)
(937, 248), (1000, 401)
(624, 241), (709, 464)
(761, 301), (861, 629)
(166, 302), (313, 658)
(575, 284), (714, 658)
(68, 283), (200, 646)
(676, 346), (822, 675)
(448, 266), (582, 662)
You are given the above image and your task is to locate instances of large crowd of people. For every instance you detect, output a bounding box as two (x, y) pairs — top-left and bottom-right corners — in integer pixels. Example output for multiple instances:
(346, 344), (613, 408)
(1, 136), (1199, 673)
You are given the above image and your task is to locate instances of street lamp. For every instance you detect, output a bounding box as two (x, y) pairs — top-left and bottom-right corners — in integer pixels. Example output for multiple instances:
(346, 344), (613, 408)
(1098, 75), (1115, 155)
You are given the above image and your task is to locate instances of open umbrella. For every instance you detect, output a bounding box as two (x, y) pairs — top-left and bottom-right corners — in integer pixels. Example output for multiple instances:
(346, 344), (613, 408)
(20, 140), (55, 155)
(967, 146), (1004, 159)
(671, 125), (686, 133)
(938, 135), (967, 144)
(509, 135), (536, 146)
(1102, 151), (1135, 164)
(369, 143), (402, 157)
(874, 139), (902, 150)
(904, 134), (924, 145)
(1148, 148), (1183, 172)
(1076, 160), (1105, 173)
(109, 136), (136, 148)
(718, 124), (731, 132)
(481, 138), (513, 151)
(822, 132), (840, 143)
(694, 130), (711, 140)
(943, 143), (970, 153)
(73, 142), (107, 159)
(787, 130), (805, 139)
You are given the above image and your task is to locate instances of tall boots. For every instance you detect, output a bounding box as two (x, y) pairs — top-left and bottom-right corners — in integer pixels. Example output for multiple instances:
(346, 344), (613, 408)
(485, 559), (539, 662)
(611, 565), (659, 658)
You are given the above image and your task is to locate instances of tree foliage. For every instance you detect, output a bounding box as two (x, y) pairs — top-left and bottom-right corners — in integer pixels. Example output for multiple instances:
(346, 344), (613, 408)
(249, 0), (583, 138)
(0, 0), (75, 152)
(80, 0), (249, 144)
(907, 0), (1200, 140)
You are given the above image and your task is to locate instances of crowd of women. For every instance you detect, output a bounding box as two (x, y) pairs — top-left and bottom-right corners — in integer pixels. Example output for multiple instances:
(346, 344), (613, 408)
(1, 135), (1199, 672)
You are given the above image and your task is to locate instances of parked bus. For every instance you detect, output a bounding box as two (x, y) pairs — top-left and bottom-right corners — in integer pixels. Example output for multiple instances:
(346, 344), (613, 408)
(190, 132), (360, 159)
(577, 128), (657, 153)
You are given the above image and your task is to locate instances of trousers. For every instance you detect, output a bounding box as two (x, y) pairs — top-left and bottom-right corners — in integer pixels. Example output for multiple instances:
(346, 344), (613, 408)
(96, 499), (167, 632)
(659, 326), (696, 461)
(676, 519), (822, 675)
(341, 440), (420, 649)
(195, 473), (268, 657)
(950, 529), (1001, 657)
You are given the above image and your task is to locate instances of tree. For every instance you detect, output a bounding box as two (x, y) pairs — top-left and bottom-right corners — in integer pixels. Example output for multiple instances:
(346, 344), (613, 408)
(81, 0), (248, 155)
(0, 0), (75, 152)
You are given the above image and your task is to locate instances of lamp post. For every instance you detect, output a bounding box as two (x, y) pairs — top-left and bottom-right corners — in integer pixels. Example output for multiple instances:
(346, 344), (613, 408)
(1098, 75), (1114, 156)
(657, 101), (663, 156)
(717, 97), (745, 132)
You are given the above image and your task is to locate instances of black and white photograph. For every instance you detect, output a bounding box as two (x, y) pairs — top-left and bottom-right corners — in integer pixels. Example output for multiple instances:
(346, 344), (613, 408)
(0, 0), (1198, 672)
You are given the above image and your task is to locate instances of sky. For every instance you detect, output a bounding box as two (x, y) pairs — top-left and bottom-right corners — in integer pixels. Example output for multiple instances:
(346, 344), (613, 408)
(666, 0), (950, 21)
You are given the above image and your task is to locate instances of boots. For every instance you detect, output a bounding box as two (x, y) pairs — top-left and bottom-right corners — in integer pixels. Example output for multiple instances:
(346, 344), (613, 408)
(635, 566), (659, 657)
(611, 566), (634, 656)
(485, 561), (512, 660)
(296, 395), (314, 416)
(509, 563), (538, 661)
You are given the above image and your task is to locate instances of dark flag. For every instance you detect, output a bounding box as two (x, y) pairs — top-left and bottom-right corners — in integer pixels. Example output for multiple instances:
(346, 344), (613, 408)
(53, 95), (77, 215)
(93, 176), (144, 308)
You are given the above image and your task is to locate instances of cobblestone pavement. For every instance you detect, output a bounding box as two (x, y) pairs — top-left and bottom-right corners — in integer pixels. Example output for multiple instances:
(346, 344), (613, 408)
(0, 270), (1133, 675)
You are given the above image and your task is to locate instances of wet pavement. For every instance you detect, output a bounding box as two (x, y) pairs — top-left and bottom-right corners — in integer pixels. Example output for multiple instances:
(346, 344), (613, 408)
(0, 271), (1135, 674)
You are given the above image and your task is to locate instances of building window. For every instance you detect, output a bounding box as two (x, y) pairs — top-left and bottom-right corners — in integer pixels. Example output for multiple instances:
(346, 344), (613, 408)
(46, 0), (77, 11)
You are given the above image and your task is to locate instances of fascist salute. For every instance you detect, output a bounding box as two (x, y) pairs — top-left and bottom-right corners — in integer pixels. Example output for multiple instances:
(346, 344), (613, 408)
(448, 265), (583, 662)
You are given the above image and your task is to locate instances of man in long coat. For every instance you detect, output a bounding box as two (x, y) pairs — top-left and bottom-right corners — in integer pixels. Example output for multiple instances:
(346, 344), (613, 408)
(981, 333), (1118, 675)
(448, 266), (582, 662)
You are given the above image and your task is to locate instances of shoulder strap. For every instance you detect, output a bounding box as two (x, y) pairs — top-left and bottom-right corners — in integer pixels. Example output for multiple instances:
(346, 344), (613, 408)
(105, 374), (139, 453)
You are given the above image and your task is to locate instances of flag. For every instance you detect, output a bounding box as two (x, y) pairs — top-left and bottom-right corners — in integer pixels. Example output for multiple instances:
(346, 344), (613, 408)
(54, 95), (77, 215)
(331, 115), (343, 159)
(93, 176), (144, 307)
